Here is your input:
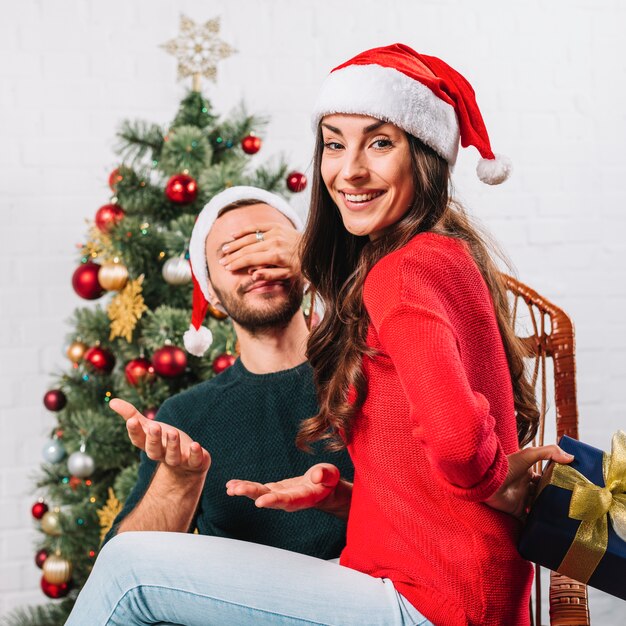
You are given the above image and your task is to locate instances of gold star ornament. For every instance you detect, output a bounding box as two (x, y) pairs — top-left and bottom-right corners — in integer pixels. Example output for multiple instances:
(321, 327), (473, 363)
(161, 15), (236, 91)
(97, 488), (123, 542)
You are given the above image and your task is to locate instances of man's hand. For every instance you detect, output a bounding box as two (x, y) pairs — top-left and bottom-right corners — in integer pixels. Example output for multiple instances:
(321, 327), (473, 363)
(484, 444), (574, 519)
(226, 463), (351, 519)
(219, 222), (302, 283)
(109, 398), (211, 476)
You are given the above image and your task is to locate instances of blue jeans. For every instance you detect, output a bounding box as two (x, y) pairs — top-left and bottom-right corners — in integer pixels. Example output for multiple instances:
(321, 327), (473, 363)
(66, 532), (432, 625)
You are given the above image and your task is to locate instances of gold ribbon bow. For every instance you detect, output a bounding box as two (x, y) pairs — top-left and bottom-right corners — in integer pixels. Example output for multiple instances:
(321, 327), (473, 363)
(544, 430), (626, 583)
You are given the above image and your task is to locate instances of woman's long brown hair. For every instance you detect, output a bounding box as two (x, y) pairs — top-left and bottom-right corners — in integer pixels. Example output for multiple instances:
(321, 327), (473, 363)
(297, 128), (539, 452)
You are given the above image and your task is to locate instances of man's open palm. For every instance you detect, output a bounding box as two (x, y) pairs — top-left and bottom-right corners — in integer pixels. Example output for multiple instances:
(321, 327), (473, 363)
(109, 398), (211, 475)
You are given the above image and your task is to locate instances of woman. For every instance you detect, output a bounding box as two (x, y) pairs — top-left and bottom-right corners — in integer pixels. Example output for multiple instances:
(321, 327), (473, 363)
(66, 44), (572, 626)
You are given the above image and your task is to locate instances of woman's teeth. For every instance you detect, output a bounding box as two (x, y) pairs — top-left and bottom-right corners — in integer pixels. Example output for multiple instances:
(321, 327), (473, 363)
(344, 191), (384, 203)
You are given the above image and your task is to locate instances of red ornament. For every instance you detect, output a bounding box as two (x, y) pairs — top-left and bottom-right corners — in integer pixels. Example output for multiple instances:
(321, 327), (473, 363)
(144, 407), (159, 420)
(84, 346), (116, 374)
(43, 389), (67, 412)
(212, 353), (236, 374)
(152, 346), (187, 378)
(286, 171), (307, 193)
(72, 262), (104, 300)
(95, 203), (125, 233)
(32, 501), (49, 520)
(108, 168), (124, 191)
(68, 476), (82, 490)
(241, 134), (262, 155)
(125, 358), (155, 386)
(40, 576), (70, 599)
(165, 174), (198, 204)
(35, 548), (48, 569)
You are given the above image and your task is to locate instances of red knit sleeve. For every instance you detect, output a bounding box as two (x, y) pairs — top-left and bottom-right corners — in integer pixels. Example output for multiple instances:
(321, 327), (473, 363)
(376, 302), (509, 501)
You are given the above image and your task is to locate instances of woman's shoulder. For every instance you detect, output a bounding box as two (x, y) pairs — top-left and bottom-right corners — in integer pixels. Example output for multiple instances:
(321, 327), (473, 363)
(364, 232), (479, 324)
(367, 232), (473, 288)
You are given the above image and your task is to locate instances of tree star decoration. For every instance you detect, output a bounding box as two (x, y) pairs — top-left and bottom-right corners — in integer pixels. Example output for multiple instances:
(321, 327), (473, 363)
(97, 488), (123, 542)
(160, 15), (236, 89)
(107, 275), (148, 342)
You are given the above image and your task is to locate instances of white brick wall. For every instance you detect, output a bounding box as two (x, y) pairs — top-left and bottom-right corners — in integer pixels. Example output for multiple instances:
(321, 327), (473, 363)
(1, 0), (624, 622)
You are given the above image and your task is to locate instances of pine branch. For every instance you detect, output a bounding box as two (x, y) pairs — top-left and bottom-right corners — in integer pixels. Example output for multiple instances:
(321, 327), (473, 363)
(197, 158), (249, 201)
(116, 120), (165, 164)
(66, 306), (113, 348)
(209, 104), (269, 163)
(113, 463), (139, 503)
(1, 599), (74, 626)
(159, 125), (213, 178)
(170, 90), (217, 130)
(162, 215), (195, 257)
(245, 157), (290, 193)
(113, 167), (174, 220)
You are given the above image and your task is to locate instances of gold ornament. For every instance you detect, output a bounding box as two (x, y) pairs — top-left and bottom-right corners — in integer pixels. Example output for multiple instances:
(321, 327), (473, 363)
(160, 15), (236, 91)
(41, 510), (62, 536)
(107, 276), (148, 343)
(97, 488), (123, 542)
(207, 301), (228, 321)
(67, 340), (88, 363)
(43, 553), (73, 585)
(98, 261), (129, 291)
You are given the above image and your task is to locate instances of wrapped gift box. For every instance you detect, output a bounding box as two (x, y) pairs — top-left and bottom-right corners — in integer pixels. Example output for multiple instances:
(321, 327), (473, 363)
(518, 433), (626, 601)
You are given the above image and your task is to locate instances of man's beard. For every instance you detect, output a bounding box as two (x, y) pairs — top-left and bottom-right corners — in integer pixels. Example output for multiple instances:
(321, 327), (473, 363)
(212, 277), (305, 335)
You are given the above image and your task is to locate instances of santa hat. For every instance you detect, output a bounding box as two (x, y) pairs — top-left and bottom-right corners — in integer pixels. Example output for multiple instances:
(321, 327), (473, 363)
(312, 43), (511, 185)
(184, 186), (304, 357)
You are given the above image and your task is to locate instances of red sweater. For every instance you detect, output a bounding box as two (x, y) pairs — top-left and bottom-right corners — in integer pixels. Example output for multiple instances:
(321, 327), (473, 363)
(340, 232), (533, 626)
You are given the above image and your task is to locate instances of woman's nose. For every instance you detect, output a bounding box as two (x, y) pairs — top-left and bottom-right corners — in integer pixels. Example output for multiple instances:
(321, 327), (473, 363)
(341, 150), (368, 180)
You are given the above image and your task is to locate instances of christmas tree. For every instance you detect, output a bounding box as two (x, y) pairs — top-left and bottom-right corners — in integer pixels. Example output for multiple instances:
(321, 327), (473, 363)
(5, 16), (307, 626)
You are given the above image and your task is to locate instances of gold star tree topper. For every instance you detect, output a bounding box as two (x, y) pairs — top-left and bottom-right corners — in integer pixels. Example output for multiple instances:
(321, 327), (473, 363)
(161, 15), (236, 91)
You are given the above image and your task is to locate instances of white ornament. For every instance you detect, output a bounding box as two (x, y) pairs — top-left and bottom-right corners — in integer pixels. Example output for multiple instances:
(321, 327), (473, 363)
(67, 450), (95, 478)
(162, 256), (192, 285)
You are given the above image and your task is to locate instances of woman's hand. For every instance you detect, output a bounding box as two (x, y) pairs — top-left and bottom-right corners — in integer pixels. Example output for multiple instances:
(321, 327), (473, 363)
(219, 222), (302, 282)
(226, 463), (351, 519)
(484, 444), (574, 519)
(109, 398), (211, 476)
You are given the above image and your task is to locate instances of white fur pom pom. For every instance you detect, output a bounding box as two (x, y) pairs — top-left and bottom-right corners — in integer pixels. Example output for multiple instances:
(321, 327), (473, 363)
(476, 154), (512, 185)
(183, 324), (213, 357)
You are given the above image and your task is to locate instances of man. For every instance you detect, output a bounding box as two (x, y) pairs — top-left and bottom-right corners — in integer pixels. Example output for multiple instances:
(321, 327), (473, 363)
(106, 186), (353, 560)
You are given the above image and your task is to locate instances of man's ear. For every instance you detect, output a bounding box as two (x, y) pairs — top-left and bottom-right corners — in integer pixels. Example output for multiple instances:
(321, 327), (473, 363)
(207, 280), (228, 315)
(207, 279), (220, 306)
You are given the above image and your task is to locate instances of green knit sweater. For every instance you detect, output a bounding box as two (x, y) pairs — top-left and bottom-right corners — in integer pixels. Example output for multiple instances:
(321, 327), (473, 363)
(105, 359), (353, 559)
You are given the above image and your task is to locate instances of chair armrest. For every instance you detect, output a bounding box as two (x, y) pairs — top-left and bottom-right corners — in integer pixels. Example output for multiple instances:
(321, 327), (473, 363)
(549, 571), (590, 626)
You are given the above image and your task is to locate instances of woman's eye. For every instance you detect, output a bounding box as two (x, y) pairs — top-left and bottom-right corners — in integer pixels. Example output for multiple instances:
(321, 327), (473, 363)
(323, 141), (344, 151)
(372, 138), (393, 149)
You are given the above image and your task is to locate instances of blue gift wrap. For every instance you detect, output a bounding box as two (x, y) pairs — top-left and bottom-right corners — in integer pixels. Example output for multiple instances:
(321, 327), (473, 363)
(518, 435), (626, 601)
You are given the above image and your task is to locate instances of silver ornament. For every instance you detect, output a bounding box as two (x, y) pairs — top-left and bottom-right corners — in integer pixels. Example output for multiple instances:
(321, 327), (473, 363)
(42, 438), (66, 464)
(162, 256), (192, 285)
(67, 451), (95, 478)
